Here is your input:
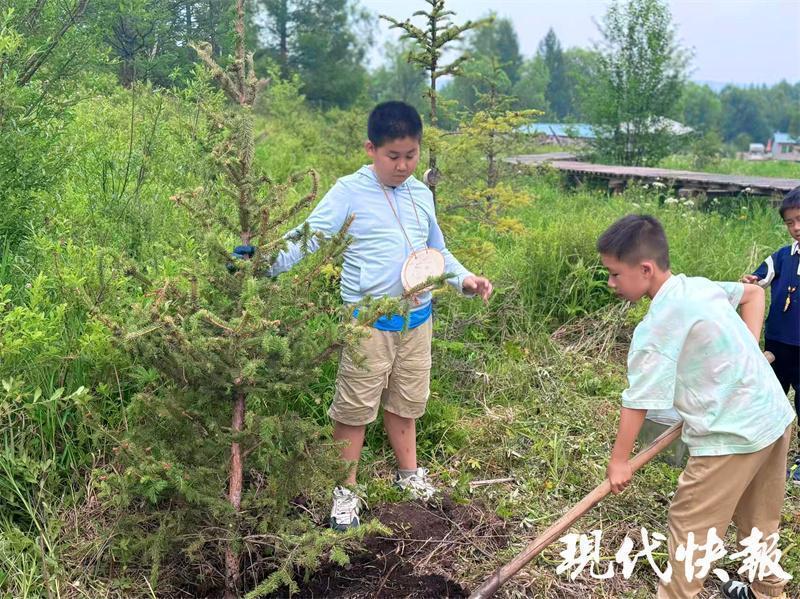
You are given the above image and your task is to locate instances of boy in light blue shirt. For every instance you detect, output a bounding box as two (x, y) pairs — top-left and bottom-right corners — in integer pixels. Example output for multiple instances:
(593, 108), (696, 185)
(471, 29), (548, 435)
(598, 215), (794, 599)
(257, 102), (492, 530)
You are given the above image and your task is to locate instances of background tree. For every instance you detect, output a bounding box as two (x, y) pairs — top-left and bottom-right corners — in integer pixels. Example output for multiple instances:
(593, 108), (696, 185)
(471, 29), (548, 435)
(381, 0), (489, 204)
(675, 82), (722, 134)
(511, 54), (549, 113)
(470, 14), (522, 85)
(583, 0), (689, 165)
(6, 0), (90, 87)
(94, 0), (239, 87)
(255, 0), (370, 107)
(368, 40), (428, 113)
(719, 85), (770, 147)
(763, 81), (800, 137)
(458, 61), (539, 190)
(430, 59), (539, 267)
(441, 14), (522, 115)
(537, 28), (570, 119)
(562, 47), (600, 120)
(0, 0), (95, 244)
(101, 0), (173, 86)
(689, 129), (723, 168)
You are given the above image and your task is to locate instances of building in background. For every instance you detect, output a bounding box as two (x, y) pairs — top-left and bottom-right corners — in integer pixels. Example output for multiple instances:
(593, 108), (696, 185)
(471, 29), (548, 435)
(521, 118), (692, 147)
(766, 132), (800, 162)
(520, 123), (596, 146)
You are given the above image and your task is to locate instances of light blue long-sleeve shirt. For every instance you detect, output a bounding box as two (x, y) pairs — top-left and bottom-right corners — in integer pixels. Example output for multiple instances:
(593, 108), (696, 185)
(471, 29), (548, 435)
(269, 165), (474, 306)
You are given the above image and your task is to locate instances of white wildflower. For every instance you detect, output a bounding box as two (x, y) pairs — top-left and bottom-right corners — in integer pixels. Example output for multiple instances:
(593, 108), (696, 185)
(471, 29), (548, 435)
(664, 197), (679, 205)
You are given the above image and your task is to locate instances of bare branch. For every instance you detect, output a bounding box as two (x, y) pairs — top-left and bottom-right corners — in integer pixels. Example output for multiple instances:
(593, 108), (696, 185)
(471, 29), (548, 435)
(17, 0), (89, 87)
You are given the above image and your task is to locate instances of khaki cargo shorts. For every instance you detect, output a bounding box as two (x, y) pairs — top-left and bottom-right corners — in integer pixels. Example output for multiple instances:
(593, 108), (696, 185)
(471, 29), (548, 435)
(328, 318), (433, 426)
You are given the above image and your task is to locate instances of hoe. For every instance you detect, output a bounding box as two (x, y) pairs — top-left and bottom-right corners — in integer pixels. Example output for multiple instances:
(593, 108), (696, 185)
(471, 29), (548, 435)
(469, 351), (775, 598)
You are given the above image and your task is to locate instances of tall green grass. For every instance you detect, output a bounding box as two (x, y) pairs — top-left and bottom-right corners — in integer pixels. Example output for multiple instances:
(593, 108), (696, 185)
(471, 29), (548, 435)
(1, 77), (796, 595)
(660, 154), (800, 179)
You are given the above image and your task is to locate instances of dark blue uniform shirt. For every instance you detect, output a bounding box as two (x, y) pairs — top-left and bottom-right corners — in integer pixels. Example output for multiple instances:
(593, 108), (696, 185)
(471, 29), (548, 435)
(753, 240), (800, 346)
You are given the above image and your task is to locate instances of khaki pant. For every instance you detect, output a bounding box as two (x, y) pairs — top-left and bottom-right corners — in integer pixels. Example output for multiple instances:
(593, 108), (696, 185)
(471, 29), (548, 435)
(657, 425), (793, 599)
(328, 318), (433, 426)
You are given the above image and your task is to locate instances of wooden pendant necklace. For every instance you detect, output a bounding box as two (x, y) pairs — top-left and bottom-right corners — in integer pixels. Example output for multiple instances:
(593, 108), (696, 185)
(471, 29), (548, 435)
(374, 174), (445, 299)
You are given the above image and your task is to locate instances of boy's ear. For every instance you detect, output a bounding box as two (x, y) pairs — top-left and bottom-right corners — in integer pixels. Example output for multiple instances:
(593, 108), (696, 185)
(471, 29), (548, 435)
(641, 261), (655, 277)
(364, 140), (376, 157)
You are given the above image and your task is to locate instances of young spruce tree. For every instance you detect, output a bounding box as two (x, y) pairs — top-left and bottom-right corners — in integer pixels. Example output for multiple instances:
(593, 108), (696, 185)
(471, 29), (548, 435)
(381, 0), (489, 204)
(445, 58), (540, 238)
(86, 0), (382, 596)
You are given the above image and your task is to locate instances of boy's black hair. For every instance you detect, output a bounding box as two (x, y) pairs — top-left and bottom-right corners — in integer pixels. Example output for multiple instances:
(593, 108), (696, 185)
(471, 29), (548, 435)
(597, 214), (670, 270)
(779, 185), (800, 219)
(367, 101), (423, 147)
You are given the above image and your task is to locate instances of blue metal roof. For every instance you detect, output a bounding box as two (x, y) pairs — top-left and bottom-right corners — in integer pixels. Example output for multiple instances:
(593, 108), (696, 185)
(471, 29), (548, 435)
(773, 132), (799, 145)
(520, 123), (596, 139)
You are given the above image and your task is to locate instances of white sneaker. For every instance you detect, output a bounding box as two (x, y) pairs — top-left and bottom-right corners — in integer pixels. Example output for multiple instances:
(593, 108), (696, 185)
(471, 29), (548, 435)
(329, 486), (363, 531)
(394, 467), (437, 500)
(721, 580), (787, 599)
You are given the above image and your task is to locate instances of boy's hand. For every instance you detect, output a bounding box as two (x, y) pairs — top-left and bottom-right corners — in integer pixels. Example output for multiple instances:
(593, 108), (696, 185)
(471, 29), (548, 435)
(462, 275), (493, 303)
(607, 459), (633, 495)
(233, 245), (255, 260)
(226, 245), (256, 273)
(741, 274), (760, 284)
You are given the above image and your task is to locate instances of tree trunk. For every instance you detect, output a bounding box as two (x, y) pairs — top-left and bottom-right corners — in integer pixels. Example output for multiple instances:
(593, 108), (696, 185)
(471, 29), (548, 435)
(429, 72), (438, 205)
(428, 11), (438, 205)
(487, 132), (497, 188)
(119, 59), (135, 88)
(279, 0), (289, 75)
(224, 391), (246, 599)
(185, 1), (192, 44)
(208, 0), (220, 57)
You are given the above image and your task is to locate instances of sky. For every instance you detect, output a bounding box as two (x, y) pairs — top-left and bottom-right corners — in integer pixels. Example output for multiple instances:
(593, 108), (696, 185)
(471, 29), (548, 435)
(358, 0), (800, 86)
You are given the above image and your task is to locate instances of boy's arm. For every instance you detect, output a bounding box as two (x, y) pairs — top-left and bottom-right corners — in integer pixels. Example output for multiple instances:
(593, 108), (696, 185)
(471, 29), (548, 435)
(742, 253), (778, 287)
(737, 283), (766, 342)
(427, 214), (493, 301)
(268, 182), (351, 277)
(610, 348), (677, 494)
(607, 407), (648, 494)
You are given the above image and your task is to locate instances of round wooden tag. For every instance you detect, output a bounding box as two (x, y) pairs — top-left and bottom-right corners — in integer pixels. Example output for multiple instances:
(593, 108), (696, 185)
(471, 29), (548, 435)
(401, 248), (445, 293)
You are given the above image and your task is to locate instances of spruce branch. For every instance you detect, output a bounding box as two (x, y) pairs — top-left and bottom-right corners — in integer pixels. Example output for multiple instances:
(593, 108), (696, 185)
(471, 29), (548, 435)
(259, 169), (319, 233)
(124, 323), (165, 342)
(123, 265), (154, 289)
(196, 309), (236, 335)
(189, 42), (239, 103)
(401, 271), (454, 301)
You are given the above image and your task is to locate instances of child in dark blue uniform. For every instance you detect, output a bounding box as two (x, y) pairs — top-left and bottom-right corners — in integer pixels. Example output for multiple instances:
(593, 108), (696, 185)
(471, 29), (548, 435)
(743, 186), (800, 485)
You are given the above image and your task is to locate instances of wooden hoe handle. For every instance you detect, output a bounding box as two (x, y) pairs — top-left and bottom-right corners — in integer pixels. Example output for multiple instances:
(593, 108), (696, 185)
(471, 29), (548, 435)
(469, 421), (683, 599)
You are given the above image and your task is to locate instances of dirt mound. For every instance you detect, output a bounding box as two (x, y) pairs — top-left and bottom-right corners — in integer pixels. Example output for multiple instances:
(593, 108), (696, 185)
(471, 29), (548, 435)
(290, 496), (508, 598)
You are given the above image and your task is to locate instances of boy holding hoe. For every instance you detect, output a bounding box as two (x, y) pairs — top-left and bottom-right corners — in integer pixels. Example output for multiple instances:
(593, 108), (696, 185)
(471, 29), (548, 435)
(598, 215), (794, 599)
(238, 101), (492, 530)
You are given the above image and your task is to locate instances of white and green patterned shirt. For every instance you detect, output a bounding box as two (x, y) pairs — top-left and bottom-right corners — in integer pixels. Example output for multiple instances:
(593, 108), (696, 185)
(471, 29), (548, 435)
(622, 274), (795, 456)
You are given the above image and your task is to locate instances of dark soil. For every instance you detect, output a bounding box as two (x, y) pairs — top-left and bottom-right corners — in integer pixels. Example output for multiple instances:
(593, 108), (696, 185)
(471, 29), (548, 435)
(287, 496), (508, 598)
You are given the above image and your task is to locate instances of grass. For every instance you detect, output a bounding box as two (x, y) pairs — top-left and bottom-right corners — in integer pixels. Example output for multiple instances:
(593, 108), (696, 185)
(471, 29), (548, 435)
(1, 82), (798, 596)
(352, 179), (799, 597)
(660, 155), (800, 179)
